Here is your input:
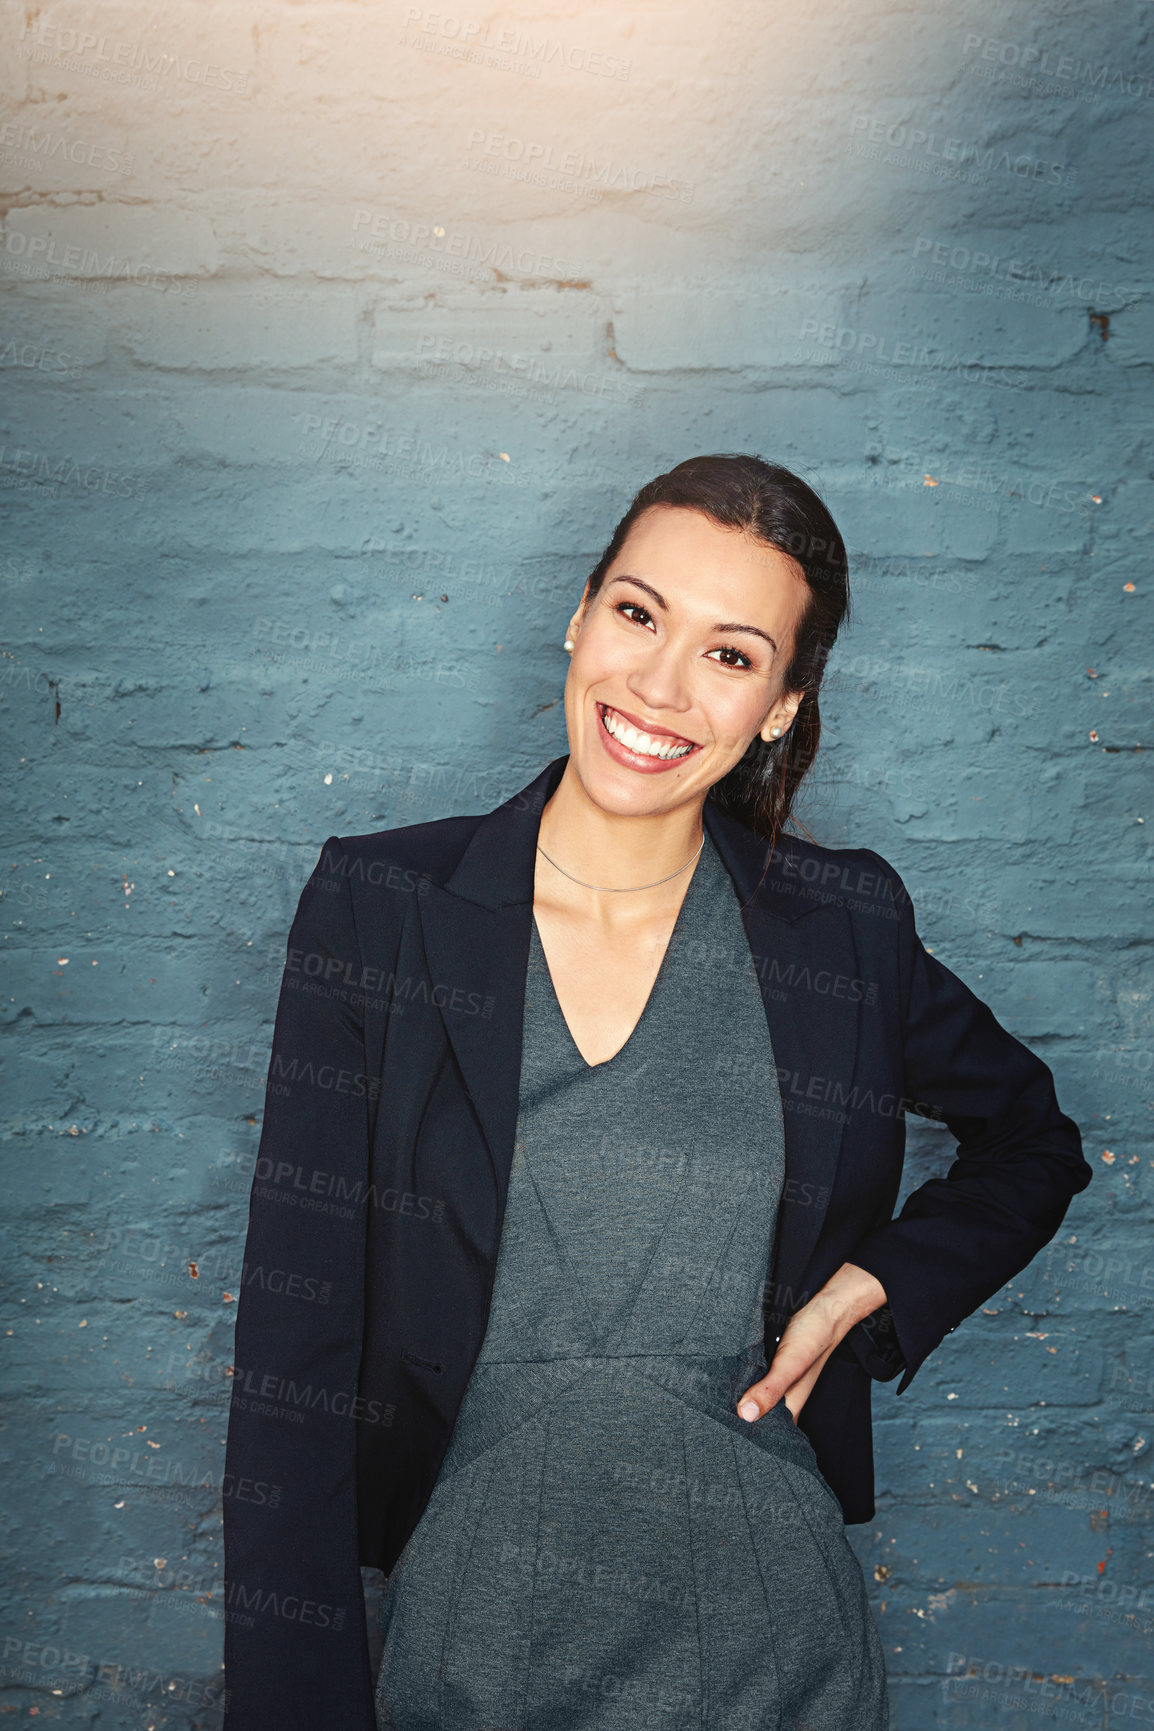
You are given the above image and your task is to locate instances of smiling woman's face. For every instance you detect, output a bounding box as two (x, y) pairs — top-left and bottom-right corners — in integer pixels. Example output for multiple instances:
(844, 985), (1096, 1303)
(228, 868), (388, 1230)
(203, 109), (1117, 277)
(563, 504), (811, 821)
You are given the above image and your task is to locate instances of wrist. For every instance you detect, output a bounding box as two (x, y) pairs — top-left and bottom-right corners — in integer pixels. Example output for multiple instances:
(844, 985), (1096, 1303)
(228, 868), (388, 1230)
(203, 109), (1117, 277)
(820, 1261), (889, 1333)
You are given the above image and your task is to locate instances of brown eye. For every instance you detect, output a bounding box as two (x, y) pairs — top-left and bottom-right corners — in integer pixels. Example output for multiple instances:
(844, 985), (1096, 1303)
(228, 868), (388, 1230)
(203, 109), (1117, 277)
(706, 645), (753, 670)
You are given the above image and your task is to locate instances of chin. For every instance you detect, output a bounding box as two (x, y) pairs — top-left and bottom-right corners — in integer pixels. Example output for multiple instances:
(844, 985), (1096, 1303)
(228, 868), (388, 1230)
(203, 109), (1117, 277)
(569, 736), (712, 819)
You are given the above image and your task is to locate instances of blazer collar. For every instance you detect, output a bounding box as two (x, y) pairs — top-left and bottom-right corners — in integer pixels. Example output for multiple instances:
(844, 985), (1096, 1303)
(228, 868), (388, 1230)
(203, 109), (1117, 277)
(442, 754), (824, 925)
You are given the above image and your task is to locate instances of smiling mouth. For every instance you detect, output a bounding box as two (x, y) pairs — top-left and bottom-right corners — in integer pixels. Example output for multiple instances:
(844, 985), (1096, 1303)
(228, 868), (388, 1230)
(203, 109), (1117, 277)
(597, 703), (700, 761)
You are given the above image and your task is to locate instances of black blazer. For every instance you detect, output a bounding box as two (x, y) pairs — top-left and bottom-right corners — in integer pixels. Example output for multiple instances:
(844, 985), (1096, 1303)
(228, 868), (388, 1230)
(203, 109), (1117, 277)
(222, 755), (1090, 1730)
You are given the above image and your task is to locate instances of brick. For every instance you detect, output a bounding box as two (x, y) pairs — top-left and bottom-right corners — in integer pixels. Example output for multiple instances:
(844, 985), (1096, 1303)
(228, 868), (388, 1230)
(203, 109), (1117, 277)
(370, 291), (607, 382)
(611, 286), (853, 371)
(112, 284), (360, 370)
(0, 293), (109, 368)
(1106, 300), (1154, 367)
(851, 287), (1087, 370)
(0, 204), (219, 282)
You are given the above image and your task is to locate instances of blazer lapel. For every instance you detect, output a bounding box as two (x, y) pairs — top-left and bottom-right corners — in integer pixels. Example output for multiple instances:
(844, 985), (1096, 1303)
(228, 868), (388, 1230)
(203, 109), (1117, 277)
(416, 758), (565, 1196)
(704, 803), (863, 1327)
(418, 760), (862, 1332)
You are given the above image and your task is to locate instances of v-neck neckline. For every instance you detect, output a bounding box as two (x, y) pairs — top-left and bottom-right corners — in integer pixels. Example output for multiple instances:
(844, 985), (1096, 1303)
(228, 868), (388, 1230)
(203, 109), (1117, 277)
(530, 837), (711, 1072)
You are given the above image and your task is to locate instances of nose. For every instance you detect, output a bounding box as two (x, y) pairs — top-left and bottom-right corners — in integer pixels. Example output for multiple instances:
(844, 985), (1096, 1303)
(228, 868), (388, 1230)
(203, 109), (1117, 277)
(625, 638), (693, 719)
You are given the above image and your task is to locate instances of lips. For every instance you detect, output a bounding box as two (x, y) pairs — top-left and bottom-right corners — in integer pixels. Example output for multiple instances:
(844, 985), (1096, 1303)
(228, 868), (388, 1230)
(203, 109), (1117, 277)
(595, 702), (702, 773)
(605, 702), (695, 744)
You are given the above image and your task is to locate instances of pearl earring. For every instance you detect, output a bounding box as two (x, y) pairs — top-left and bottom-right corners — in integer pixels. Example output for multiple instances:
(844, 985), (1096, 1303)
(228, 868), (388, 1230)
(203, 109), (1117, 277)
(770, 725), (782, 738)
(563, 638), (575, 652)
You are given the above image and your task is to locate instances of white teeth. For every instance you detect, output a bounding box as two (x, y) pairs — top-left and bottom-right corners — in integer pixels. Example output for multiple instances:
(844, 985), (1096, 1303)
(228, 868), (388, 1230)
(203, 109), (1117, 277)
(601, 706), (693, 760)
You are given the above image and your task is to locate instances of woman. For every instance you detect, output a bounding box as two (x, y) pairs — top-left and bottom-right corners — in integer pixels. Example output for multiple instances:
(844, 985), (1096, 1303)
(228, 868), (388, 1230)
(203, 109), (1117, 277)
(223, 455), (1091, 1730)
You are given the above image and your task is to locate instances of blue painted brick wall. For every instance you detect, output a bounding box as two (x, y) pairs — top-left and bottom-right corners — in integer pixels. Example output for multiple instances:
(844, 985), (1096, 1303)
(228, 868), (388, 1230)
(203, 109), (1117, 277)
(1, 0), (1150, 1723)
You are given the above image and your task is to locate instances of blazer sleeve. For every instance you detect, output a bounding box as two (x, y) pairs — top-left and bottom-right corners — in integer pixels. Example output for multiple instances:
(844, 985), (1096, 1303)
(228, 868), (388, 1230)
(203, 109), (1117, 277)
(223, 836), (378, 1731)
(841, 847), (1092, 1396)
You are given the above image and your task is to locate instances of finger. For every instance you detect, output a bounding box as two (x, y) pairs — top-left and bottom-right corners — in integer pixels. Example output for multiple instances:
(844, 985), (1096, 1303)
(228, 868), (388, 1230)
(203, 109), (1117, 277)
(738, 1337), (839, 1423)
(736, 1334), (821, 1418)
(736, 1371), (787, 1423)
(782, 1343), (840, 1421)
(782, 1364), (823, 1423)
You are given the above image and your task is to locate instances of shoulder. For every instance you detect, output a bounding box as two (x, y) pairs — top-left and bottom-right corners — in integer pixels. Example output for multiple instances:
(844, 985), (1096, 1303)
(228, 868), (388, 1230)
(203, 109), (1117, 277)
(771, 832), (912, 925)
(290, 814), (486, 948)
(300, 812), (485, 900)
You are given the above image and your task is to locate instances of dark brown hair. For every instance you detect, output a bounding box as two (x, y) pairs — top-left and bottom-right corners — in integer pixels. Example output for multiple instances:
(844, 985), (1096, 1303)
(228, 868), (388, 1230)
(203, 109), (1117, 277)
(582, 453), (851, 845)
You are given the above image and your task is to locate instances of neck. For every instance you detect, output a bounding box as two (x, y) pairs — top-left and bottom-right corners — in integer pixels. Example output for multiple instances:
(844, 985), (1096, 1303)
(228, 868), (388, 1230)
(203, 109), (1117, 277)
(536, 762), (706, 907)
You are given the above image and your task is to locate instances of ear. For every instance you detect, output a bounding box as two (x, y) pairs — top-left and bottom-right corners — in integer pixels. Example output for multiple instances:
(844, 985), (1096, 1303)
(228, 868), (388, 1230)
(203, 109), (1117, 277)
(567, 580), (594, 647)
(759, 687), (805, 744)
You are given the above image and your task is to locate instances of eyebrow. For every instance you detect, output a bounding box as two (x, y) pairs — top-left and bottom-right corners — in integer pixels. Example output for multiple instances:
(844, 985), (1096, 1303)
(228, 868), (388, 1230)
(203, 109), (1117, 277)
(607, 573), (778, 655)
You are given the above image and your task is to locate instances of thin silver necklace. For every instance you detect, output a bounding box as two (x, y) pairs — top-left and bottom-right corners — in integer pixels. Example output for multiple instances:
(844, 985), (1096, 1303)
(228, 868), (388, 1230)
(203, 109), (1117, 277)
(535, 831), (705, 893)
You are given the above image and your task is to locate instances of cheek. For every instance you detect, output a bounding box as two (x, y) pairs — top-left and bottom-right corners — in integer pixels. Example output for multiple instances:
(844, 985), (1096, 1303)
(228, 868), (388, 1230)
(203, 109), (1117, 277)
(573, 620), (635, 679)
(706, 683), (769, 747)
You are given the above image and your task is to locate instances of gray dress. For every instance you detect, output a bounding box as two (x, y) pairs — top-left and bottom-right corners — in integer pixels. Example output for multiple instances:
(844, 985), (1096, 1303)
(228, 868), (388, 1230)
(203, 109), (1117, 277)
(375, 833), (889, 1730)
